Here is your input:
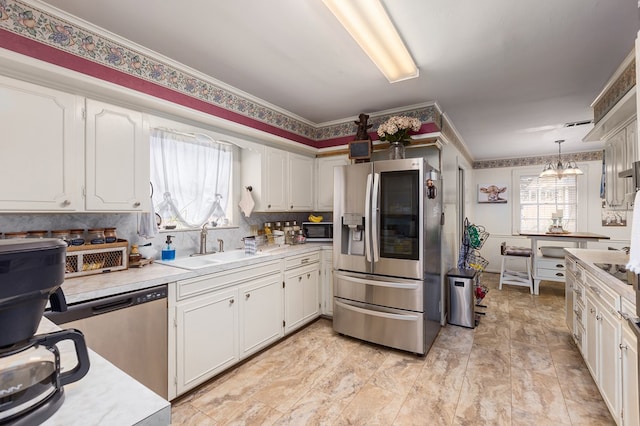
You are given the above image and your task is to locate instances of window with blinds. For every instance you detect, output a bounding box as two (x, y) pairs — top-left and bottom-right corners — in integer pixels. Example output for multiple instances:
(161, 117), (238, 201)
(519, 175), (578, 233)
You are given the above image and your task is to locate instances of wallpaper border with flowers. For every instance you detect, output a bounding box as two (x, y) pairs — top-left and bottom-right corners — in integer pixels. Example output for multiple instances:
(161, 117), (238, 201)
(0, 0), (439, 147)
(593, 58), (635, 124)
(473, 150), (602, 169)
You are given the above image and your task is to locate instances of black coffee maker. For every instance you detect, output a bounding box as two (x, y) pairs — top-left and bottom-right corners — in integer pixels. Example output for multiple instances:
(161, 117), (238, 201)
(0, 239), (90, 425)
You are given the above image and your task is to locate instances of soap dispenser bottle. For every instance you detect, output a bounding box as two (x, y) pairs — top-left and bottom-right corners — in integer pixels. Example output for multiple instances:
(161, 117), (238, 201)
(161, 235), (176, 260)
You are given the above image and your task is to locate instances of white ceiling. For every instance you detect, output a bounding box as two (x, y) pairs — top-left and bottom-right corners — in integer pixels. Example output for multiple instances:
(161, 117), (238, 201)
(41, 0), (639, 160)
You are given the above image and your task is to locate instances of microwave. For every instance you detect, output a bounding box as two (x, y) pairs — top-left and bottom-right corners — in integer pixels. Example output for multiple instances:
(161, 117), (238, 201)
(302, 222), (333, 242)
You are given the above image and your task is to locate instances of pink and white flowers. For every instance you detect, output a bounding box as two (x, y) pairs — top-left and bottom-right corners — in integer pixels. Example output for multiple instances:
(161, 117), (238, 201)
(376, 116), (421, 145)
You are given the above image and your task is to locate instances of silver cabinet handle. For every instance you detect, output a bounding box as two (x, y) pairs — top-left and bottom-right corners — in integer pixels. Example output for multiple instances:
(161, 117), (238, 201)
(133, 201), (141, 207)
(307, 273), (311, 279)
(230, 299), (235, 305)
(620, 343), (628, 350)
(556, 264), (564, 268)
(590, 308), (596, 314)
(298, 276), (302, 281)
(555, 272), (564, 277)
(61, 199), (71, 206)
(596, 314), (602, 321)
(246, 293), (250, 299)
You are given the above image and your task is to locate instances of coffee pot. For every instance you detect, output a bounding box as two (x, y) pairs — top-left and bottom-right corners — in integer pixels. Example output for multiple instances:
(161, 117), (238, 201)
(0, 239), (91, 424)
(0, 329), (90, 425)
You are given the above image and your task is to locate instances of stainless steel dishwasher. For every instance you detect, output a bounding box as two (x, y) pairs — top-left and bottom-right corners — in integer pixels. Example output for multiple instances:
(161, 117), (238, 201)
(45, 285), (168, 399)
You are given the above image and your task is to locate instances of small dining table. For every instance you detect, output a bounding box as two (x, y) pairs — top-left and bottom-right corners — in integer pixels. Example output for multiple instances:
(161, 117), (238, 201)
(519, 231), (611, 294)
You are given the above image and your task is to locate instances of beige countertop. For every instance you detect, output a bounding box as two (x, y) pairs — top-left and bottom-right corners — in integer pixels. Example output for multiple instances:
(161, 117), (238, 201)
(565, 248), (634, 304)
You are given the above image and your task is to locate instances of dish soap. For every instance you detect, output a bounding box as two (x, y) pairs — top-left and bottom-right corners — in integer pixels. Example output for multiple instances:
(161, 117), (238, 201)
(161, 235), (176, 261)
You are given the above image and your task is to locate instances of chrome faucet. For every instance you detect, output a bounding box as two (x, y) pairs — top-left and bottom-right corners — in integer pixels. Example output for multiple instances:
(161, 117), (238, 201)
(199, 224), (208, 255)
(217, 238), (224, 253)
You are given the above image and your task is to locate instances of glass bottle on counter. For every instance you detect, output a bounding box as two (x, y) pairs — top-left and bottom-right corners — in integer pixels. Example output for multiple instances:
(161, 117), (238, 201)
(284, 221), (293, 245)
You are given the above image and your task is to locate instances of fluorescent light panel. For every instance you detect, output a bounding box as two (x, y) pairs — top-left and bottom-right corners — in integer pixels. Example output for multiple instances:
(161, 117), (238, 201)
(323, 0), (418, 83)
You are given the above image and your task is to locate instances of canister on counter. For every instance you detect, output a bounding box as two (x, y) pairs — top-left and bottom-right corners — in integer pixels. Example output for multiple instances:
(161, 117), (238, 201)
(27, 230), (48, 239)
(51, 230), (71, 246)
(104, 227), (118, 243)
(87, 228), (105, 244)
(69, 229), (85, 246)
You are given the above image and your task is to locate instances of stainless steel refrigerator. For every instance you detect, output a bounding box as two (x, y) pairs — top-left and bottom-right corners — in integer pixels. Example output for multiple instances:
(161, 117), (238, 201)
(333, 158), (442, 355)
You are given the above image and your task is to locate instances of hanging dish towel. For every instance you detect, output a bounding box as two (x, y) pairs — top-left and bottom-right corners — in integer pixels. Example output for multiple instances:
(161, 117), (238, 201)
(627, 191), (640, 273)
(238, 187), (255, 217)
(138, 199), (159, 239)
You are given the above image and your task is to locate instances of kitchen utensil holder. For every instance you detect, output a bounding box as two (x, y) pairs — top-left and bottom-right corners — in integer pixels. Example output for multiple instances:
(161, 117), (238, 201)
(65, 239), (129, 278)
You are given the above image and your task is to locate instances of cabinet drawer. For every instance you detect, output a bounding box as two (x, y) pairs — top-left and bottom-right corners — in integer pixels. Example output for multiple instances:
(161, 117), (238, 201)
(574, 283), (585, 308)
(537, 258), (566, 270)
(285, 252), (320, 270)
(585, 271), (620, 311)
(537, 268), (566, 280)
(566, 257), (577, 274)
(177, 260), (281, 300)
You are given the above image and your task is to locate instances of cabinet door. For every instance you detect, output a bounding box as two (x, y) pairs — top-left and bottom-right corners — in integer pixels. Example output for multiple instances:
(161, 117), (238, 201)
(175, 288), (238, 396)
(315, 155), (349, 211)
(302, 266), (320, 321)
(263, 147), (288, 211)
(585, 293), (598, 377)
(239, 274), (284, 358)
(0, 76), (83, 211)
(622, 322), (639, 426)
(289, 153), (314, 211)
(322, 250), (334, 316)
(565, 271), (574, 332)
(598, 303), (621, 419)
(284, 270), (305, 333)
(625, 120), (637, 204)
(85, 99), (149, 211)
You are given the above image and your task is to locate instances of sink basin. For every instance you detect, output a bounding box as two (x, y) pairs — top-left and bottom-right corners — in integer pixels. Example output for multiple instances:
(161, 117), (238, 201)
(206, 249), (266, 262)
(162, 249), (266, 270)
(162, 256), (222, 270)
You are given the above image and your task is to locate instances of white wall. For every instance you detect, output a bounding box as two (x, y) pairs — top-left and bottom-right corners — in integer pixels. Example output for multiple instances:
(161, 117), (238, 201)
(471, 160), (631, 273)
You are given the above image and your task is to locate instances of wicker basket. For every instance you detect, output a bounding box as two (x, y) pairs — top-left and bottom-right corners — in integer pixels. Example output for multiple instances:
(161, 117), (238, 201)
(65, 239), (128, 278)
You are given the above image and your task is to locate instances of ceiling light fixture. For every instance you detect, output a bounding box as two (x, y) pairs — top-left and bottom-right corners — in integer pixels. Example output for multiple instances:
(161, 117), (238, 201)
(539, 140), (584, 179)
(322, 0), (419, 83)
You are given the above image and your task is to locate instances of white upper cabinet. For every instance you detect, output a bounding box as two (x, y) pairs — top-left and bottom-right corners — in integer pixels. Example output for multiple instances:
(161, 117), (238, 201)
(241, 144), (315, 212)
(85, 99), (149, 211)
(315, 155), (349, 211)
(288, 152), (314, 211)
(0, 76), (150, 212)
(0, 76), (83, 211)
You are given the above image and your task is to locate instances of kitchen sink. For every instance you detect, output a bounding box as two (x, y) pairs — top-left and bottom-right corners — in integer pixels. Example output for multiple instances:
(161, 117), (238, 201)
(161, 249), (266, 270)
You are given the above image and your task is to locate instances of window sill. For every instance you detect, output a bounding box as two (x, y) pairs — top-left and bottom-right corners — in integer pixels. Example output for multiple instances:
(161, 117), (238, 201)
(158, 225), (239, 233)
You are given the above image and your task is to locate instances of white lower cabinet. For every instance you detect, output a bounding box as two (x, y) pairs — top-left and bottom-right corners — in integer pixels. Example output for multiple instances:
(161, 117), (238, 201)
(174, 287), (238, 397)
(574, 258), (640, 426)
(284, 252), (320, 334)
(239, 274), (284, 358)
(321, 249), (334, 316)
(621, 299), (640, 426)
(169, 260), (282, 399)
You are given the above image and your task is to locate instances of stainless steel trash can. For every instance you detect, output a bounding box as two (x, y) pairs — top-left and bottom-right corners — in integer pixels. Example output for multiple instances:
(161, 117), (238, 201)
(447, 268), (478, 328)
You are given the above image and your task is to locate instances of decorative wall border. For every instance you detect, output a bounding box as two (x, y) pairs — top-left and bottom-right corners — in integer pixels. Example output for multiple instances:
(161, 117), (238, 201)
(0, 0), (442, 147)
(593, 58), (635, 124)
(473, 150), (602, 169)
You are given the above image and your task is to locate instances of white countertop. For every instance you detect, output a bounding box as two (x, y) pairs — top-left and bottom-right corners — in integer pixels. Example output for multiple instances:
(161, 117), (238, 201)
(37, 318), (171, 426)
(565, 248), (634, 303)
(61, 243), (331, 304)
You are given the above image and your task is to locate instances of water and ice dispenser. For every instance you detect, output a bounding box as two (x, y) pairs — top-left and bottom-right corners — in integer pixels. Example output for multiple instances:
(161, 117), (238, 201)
(340, 213), (365, 256)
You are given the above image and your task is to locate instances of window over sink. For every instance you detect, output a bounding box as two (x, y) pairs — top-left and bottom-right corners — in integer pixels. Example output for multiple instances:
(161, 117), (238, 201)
(150, 128), (234, 229)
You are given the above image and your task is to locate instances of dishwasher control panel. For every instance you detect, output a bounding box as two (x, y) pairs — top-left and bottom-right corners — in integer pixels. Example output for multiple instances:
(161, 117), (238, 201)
(136, 287), (167, 304)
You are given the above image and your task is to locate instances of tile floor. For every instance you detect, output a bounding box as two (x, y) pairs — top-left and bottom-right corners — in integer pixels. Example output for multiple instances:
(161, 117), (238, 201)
(171, 273), (614, 425)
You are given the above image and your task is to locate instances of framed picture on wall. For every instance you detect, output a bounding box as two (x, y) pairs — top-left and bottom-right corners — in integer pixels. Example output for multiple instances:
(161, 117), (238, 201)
(478, 184), (508, 203)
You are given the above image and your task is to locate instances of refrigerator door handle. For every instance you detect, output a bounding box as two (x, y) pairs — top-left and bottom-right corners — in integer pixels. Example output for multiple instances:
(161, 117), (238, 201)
(371, 172), (380, 262)
(364, 173), (373, 262)
(336, 273), (421, 290)
(335, 300), (419, 322)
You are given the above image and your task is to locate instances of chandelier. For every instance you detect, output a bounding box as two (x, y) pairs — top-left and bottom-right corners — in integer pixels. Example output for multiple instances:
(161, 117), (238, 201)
(539, 140), (583, 179)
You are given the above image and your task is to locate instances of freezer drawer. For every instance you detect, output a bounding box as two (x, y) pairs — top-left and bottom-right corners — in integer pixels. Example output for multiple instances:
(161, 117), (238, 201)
(334, 271), (423, 312)
(333, 298), (425, 354)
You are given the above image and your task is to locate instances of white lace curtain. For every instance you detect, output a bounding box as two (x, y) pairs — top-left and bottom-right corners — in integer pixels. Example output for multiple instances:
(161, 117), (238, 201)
(150, 129), (232, 228)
